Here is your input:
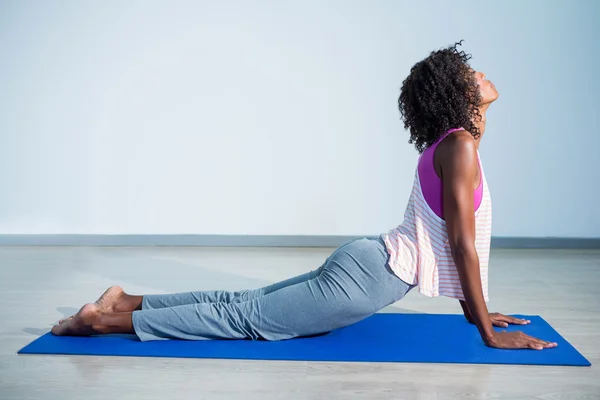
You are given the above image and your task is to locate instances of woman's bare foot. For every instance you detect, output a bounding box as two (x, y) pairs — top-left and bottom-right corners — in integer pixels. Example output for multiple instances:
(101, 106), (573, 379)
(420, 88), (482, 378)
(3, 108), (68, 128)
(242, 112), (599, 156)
(95, 285), (126, 313)
(59, 286), (127, 324)
(52, 303), (100, 336)
(58, 316), (74, 324)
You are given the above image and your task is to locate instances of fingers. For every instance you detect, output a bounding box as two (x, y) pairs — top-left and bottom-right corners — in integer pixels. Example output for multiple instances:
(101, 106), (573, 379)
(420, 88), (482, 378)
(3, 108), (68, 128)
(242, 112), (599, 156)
(512, 318), (530, 325)
(492, 331), (558, 350)
(490, 313), (530, 326)
(524, 334), (558, 350)
(529, 342), (557, 350)
(491, 315), (528, 327)
(492, 320), (509, 328)
(541, 340), (558, 348)
(533, 337), (557, 348)
(503, 315), (530, 325)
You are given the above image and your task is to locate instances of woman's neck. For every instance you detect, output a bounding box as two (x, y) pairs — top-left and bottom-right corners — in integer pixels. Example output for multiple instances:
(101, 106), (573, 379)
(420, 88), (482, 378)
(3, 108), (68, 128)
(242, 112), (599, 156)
(474, 104), (489, 148)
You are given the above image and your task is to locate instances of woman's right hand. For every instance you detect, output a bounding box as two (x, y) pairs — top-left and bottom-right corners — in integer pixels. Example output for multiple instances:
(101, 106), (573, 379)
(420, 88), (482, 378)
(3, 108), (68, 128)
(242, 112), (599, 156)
(486, 331), (558, 350)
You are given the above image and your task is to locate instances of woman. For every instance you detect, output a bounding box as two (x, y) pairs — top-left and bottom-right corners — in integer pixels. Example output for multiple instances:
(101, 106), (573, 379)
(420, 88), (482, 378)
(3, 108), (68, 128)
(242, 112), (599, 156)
(53, 42), (557, 350)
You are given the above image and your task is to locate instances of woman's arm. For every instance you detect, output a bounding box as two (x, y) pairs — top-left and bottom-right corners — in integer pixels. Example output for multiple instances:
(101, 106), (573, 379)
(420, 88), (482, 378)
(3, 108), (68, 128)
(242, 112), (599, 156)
(438, 131), (556, 350)
(459, 300), (475, 324)
(438, 132), (495, 344)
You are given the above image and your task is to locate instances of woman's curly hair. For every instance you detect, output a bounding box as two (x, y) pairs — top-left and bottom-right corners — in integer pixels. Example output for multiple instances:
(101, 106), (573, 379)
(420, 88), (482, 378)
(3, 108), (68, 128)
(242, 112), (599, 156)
(398, 41), (482, 153)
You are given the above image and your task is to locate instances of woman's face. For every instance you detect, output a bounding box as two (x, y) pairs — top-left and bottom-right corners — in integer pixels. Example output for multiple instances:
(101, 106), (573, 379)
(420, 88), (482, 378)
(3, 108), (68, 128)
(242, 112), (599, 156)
(474, 70), (499, 105)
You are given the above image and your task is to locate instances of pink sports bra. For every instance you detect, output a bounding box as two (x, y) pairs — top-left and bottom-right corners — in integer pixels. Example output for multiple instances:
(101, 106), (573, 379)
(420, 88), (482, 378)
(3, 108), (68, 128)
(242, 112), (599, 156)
(417, 128), (483, 219)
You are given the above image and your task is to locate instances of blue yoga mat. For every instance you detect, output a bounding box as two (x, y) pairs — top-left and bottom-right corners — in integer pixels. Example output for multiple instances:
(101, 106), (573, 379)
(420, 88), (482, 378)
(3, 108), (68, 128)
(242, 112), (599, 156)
(18, 313), (590, 366)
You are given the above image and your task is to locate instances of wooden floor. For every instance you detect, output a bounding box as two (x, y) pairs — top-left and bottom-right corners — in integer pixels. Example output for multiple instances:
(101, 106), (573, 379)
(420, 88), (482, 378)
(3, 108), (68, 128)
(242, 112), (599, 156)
(1, 245), (598, 399)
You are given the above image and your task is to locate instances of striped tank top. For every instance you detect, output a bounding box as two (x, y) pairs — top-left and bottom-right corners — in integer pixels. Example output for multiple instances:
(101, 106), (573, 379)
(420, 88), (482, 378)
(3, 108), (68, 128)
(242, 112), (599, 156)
(381, 130), (493, 301)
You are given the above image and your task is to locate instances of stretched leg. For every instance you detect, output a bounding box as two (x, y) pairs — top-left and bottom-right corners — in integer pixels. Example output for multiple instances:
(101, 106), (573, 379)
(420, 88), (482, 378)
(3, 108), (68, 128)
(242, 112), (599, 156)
(54, 237), (413, 341)
(55, 265), (329, 334)
(142, 265), (325, 310)
(139, 243), (354, 310)
(61, 242), (349, 324)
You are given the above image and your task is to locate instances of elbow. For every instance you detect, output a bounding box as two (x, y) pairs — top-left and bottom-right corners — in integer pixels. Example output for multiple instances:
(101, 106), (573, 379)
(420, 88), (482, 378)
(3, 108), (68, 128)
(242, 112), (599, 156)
(450, 241), (478, 264)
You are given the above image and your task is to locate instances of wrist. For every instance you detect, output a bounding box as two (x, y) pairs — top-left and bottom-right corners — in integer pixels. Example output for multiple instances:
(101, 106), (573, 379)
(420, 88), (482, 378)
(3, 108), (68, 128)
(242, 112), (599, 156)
(474, 317), (496, 344)
(481, 329), (496, 345)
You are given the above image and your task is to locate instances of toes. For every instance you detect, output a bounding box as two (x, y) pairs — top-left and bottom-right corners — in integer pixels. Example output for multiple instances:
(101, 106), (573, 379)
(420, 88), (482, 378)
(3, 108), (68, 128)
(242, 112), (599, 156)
(51, 324), (62, 336)
(59, 316), (74, 324)
(52, 304), (100, 337)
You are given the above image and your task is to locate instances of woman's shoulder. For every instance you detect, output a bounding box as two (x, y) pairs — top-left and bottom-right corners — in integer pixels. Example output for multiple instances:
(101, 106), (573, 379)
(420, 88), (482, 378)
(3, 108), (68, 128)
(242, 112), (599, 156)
(435, 130), (478, 173)
(436, 130), (476, 156)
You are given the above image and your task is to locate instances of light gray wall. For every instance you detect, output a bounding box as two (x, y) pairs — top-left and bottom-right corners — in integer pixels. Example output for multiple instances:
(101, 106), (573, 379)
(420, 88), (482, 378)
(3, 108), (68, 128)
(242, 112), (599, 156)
(1, 0), (598, 238)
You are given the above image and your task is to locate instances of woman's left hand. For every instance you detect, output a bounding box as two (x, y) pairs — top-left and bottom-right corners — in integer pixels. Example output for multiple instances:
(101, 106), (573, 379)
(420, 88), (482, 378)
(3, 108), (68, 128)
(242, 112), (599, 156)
(489, 313), (530, 328)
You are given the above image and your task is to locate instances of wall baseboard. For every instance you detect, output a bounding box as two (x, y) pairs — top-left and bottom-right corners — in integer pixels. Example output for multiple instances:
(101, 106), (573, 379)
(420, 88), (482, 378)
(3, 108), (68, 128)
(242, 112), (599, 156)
(0, 235), (599, 249)
(490, 237), (600, 249)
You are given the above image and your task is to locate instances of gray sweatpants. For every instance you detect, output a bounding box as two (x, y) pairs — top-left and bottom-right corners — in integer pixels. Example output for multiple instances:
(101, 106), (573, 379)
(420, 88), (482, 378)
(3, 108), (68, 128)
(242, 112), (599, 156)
(131, 235), (413, 341)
